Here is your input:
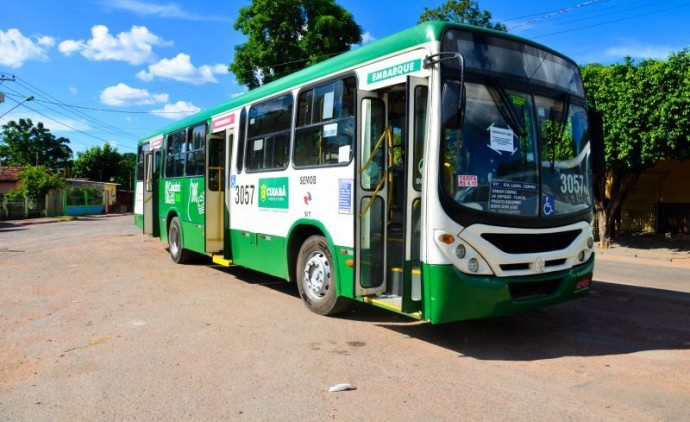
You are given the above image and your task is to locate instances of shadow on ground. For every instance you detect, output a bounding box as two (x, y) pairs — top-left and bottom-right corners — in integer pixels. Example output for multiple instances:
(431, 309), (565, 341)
(211, 261), (690, 362)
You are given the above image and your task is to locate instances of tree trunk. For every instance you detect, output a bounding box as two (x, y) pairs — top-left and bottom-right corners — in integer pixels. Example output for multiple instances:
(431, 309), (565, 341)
(594, 170), (641, 248)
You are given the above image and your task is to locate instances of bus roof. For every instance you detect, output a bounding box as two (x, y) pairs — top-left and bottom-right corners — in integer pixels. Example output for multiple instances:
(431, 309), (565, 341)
(138, 21), (572, 144)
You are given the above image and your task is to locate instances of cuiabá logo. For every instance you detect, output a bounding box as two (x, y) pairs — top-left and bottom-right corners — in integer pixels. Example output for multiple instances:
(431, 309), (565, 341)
(258, 177), (289, 209)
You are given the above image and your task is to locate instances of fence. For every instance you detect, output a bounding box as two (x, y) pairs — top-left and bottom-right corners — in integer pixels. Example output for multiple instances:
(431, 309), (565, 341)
(64, 187), (104, 216)
(0, 196), (45, 220)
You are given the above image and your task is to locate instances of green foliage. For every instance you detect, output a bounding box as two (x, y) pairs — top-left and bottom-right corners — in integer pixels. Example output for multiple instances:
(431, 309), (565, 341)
(72, 143), (134, 187)
(65, 186), (101, 206)
(7, 165), (65, 200)
(581, 50), (690, 243)
(419, 0), (507, 32)
(0, 118), (72, 172)
(582, 50), (690, 172)
(230, 0), (362, 89)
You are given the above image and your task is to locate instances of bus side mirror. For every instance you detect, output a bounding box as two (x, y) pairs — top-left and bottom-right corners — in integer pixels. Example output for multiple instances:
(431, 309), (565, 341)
(442, 82), (465, 129)
(588, 109), (606, 175)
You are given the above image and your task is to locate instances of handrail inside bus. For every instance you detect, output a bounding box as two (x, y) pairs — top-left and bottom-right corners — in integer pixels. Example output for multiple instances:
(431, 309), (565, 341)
(360, 127), (391, 175)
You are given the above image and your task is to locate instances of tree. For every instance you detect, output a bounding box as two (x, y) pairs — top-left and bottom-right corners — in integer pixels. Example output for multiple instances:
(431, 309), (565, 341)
(0, 118), (72, 172)
(4, 165), (64, 201)
(72, 143), (133, 187)
(419, 0), (507, 31)
(230, 0), (362, 89)
(581, 50), (690, 247)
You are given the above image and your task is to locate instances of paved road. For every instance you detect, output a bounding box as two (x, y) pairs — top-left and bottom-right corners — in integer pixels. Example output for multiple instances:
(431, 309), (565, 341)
(1, 215), (689, 421)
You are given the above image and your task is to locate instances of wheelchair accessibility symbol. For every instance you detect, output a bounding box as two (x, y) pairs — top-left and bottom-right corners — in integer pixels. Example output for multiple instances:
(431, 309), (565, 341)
(543, 195), (555, 216)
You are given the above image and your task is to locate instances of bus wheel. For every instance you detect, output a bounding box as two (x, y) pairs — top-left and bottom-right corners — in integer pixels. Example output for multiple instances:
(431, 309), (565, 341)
(296, 235), (350, 316)
(168, 217), (192, 264)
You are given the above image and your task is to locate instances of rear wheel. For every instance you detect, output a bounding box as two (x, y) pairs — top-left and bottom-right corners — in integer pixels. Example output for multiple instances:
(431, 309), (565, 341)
(296, 235), (351, 316)
(168, 217), (192, 264)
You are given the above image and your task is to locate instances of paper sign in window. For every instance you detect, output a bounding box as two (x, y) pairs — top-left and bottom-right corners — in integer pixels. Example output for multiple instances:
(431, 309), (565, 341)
(322, 91), (334, 120)
(253, 139), (264, 151)
(338, 145), (350, 163)
(323, 123), (338, 138)
(489, 125), (514, 152)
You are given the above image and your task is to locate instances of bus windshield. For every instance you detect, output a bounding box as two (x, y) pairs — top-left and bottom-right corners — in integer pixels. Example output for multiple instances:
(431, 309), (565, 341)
(440, 31), (592, 218)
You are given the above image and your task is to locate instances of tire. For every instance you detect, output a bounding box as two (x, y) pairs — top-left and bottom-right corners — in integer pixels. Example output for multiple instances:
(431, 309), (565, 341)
(168, 217), (192, 264)
(296, 235), (351, 316)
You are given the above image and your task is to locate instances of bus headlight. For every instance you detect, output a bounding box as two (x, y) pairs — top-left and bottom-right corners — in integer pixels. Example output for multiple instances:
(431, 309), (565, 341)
(455, 244), (466, 259)
(468, 258), (479, 273)
(587, 237), (594, 249)
(578, 250), (586, 262)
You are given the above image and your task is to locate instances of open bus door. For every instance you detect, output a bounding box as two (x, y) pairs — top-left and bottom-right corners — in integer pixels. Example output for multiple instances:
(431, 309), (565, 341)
(355, 77), (428, 315)
(356, 90), (388, 298)
(205, 130), (229, 254)
(143, 150), (154, 235)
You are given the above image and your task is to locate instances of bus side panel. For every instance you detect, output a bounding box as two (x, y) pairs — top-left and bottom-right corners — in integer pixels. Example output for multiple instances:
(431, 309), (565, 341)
(335, 251), (355, 298)
(134, 180), (144, 231)
(423, 256), (594, 324)
(230, 229), (289, 279)
(158, 176), (206, 253)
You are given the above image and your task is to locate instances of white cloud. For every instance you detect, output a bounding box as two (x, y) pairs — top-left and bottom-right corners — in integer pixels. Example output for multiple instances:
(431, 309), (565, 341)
(0, 111), (90, 133)
(58, 25), (170, 65)
(605, 43), (675, 60)
(361, 32), (376, 44)
(69, 86), (78, 95)
(136, 53), (227, 85)
(105, 0), (231, 22)
(100, 83), (169, 106)
(0, 28), (55, 68)
(150, 101), (201, 120)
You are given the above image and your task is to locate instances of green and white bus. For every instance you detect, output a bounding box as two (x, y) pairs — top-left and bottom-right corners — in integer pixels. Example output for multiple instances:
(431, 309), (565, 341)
(135, 21), (602, 324)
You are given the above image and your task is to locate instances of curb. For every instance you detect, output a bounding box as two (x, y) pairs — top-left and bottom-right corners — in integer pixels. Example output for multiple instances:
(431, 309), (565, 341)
(596, 252), (690, 268)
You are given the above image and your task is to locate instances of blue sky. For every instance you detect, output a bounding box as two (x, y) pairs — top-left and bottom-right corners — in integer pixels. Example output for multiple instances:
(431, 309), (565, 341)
(2, 0), (690, 156)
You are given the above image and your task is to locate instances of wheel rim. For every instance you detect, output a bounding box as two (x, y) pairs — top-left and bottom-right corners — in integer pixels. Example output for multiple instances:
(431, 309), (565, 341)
(303, 250), (331, 302)
(170, 224), (180, 257)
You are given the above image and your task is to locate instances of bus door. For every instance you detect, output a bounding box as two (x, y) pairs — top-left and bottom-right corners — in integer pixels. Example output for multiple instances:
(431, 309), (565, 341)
(356, 91), (388, 297)
(205, 130), (229, 254)
(143, 150), (154, 235)
(355, 78), (428, 312)
(403, 76), (428, 311)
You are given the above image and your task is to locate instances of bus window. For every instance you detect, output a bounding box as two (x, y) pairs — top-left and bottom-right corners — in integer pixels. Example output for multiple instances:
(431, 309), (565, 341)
(186, 124), (206, 177)
(165, 131), (186, 178)
(246, 94), (293, 171)
(294, 77), (356, 167)
(236, 108), (246, 173)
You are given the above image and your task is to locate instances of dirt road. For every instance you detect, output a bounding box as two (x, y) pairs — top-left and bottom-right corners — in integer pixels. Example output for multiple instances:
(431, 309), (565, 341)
(1, 215), (689, 420)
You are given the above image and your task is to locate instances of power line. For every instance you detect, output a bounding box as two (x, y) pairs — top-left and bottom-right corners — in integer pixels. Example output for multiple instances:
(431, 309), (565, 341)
(506, 0), (612, 29)
(531, 1), (690, 39)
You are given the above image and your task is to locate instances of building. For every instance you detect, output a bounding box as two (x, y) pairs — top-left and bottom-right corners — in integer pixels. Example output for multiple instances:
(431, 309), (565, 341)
(621, 160), (690, 234)
(0, 166), (23, 196)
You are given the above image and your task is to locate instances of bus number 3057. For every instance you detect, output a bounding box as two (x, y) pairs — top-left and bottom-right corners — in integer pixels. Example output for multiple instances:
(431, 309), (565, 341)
(235, 185), (255, 205)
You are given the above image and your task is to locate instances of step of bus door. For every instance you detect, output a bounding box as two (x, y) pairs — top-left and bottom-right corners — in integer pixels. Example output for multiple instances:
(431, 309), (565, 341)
(212, 254), (233, 267)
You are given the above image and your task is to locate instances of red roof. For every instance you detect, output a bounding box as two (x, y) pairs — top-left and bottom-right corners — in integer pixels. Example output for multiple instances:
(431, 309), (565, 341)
(0, 166), (24, 182)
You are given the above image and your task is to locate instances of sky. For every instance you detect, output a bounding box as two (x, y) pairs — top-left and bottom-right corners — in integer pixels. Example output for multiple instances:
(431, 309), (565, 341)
(2, 0), (690, 156)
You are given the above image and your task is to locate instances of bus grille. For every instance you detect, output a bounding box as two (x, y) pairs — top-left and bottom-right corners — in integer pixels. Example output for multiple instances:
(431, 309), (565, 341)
(508, 279), (562, 300)
(481, 230), (581, 254)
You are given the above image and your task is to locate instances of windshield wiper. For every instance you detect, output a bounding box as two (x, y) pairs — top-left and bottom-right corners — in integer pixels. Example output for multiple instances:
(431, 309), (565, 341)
(487, 78), (525, 138)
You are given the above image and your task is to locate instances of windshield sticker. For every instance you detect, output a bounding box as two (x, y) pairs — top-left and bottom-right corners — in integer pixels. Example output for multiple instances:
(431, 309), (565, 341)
(489, 180), (537, 215)
(543, 195), (555, 216)
(457, 175), (478, 187)
(487, 124), (516, 153)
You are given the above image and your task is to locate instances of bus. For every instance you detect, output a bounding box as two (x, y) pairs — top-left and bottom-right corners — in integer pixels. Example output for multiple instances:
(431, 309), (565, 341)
(134, 21), (603, 324)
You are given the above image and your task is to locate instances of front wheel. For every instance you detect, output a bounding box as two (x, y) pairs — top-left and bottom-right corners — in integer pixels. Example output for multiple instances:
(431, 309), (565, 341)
(168, 217), (192, 264)
(296, 235), (351, 316)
